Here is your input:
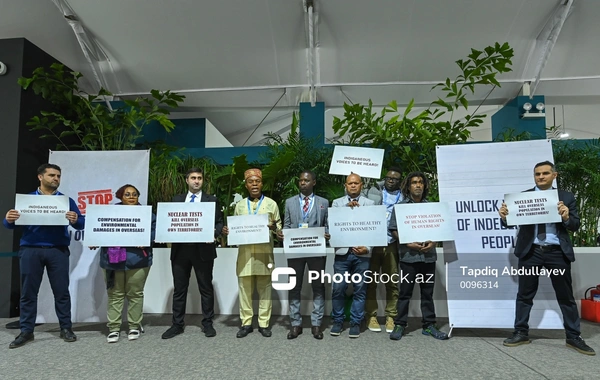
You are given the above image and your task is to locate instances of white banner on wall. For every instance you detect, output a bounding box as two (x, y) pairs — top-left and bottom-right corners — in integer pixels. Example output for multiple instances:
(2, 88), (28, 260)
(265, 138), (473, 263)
(38, 150), (150, 323)
(14, 194), (69, 225)
(437, 139), (563, 329)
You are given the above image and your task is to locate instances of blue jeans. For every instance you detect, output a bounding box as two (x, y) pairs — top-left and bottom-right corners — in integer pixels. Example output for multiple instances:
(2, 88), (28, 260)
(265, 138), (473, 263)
(331, 252), (370, 325)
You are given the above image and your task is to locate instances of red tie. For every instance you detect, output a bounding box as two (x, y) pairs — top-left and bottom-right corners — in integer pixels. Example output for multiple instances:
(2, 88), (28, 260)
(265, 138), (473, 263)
(303, 196), (310, 213)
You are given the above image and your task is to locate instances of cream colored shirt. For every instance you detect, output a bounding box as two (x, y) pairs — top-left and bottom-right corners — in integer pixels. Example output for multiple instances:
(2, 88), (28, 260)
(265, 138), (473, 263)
(234, 195), (282, 277)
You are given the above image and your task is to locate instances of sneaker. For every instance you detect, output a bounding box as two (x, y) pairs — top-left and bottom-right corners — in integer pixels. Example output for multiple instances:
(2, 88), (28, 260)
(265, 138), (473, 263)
(330, 322), (343, 336)
(385, 317), (395, 333)
(349, 324), (360, 338)
(367, 317), (381, 332)
(566, 336), (596, 356)
(422, 325), (449, 340)
(503, 331), (530, 347)
(128, 329), (140, 341)
(107, 331), (120, 343)
(390, 325), (405, 341)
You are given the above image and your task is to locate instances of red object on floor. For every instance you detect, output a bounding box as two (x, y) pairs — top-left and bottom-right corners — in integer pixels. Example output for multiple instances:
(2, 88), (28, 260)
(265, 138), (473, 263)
(581, 285), (600, 323)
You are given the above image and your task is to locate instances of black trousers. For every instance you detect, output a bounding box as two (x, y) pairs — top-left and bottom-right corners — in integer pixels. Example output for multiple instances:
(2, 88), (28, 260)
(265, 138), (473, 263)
(171, 246), (215, 328)
(394, 261), (436, 328)
(19, 246), (71, 333)
(514, 245), (580, 339)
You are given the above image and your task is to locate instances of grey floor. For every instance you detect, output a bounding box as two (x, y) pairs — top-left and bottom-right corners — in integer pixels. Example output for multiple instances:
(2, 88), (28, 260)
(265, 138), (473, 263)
(0, 315), (598, 380)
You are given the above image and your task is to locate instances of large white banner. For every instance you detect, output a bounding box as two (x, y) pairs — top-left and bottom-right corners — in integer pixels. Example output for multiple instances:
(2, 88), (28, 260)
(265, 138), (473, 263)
(39, 150), (150, 323)
(437, 140), (562, 329)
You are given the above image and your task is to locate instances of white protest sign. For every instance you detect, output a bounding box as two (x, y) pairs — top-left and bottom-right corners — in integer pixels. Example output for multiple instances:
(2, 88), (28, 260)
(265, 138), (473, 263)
(283, 227), (326, 259)
(328, 145), (384, 179)
(155, 202), (216, 243)
(393, 202), (454, 243)
(84, 205), (152, 246)
(14, 194), (70, 225)
(328, 205), (388, 247)
(226, 214), (270, 245)
(504, 190), (561, 226)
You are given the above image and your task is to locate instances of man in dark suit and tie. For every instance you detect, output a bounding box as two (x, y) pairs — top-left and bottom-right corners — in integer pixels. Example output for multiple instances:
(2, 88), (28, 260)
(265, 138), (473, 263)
(162, 168), (224, 339)
(277, 170), (330, 340)
(499, 161), (595, 355)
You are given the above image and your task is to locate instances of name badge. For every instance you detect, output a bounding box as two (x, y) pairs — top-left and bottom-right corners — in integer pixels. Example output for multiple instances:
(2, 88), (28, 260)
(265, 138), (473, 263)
(299, 223), (309, 228)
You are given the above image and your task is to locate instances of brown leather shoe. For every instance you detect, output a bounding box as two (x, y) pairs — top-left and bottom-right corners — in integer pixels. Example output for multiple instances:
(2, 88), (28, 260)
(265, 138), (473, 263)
(311, 326), (323, 340)
(287, 326), (303, 340)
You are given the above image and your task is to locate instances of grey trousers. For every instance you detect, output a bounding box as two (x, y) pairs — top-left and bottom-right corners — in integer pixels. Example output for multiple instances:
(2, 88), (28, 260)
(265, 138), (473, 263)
(287, 256), (326, 327)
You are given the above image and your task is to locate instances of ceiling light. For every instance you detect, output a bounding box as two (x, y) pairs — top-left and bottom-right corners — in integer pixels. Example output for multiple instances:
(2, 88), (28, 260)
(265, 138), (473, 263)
(560, 132), (569, 138)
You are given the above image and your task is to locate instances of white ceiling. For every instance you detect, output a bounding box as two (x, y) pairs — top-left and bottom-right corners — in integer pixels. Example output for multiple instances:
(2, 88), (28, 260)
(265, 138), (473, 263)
(2, 0), (599, 143)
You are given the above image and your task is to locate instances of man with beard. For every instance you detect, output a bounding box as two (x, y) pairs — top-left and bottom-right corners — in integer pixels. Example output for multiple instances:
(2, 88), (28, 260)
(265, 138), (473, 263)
(162, 168), (223, 339)
(3, 164), (84, 349)
(365, 167), (403, 333)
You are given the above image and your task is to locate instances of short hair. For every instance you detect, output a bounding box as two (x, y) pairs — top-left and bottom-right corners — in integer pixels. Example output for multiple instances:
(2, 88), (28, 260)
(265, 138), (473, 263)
(401, 171), (429, 200)
(534, 161), (556, 172)
(37, 163), (61, 175)
(346, 172), (362, 183)
(115, 184), (141, 200)
(185, 167), (204, 179)
(300, 170), (316, 181)
(387, 166), (402, 174)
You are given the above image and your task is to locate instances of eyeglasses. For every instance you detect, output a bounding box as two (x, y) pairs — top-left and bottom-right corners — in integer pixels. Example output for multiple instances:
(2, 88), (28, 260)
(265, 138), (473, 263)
(123, 193), (139, 198)
(384, 177), (401, 182)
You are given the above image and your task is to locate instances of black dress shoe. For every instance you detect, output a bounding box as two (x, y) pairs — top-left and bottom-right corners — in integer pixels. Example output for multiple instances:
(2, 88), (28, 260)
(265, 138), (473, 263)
(204, 325), (217, 338)
(566, 336), (596, 356)
(287, 326), (302, 340)
(258, 327), (272, 338)
(311, 326), (323, 340)
(60, 328), (77, 342)
(503, 332), (530, 347)
(9, 332), (34, 349)
(236, 325), (253, 338)
(162, 325), (184, 339)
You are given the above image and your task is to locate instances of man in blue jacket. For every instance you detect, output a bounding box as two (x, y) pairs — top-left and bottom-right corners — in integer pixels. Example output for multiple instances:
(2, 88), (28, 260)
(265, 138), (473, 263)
(3, 163), (85, 349)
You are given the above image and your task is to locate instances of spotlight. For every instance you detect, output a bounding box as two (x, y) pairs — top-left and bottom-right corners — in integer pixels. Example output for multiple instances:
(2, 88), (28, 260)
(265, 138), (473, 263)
(536, 102), (545, 112)
(522, 102), (532, 113)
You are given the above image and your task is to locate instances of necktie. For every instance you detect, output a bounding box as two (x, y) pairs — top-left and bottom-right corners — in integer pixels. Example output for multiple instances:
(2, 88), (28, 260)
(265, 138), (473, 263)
(303, 196), (310, 213)
(190, 194), (196, 202)
(537, 223), (546, 241)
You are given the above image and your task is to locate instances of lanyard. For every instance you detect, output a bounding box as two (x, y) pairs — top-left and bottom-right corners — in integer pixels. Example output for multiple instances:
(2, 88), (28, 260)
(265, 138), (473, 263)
(247, 195), (264, 215)
(299, 194), (314, 221)
(382, 189), (401, 206)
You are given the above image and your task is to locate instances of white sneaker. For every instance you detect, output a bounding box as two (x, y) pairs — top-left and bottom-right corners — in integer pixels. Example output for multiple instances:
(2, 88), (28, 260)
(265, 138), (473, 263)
(128, 329), (140, 341)
(107, 331), (120, 343)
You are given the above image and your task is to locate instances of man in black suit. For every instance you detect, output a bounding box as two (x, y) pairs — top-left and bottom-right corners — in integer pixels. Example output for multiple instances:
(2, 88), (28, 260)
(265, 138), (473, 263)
(499, 161), (595, 355)
(162, 168), (224, 339)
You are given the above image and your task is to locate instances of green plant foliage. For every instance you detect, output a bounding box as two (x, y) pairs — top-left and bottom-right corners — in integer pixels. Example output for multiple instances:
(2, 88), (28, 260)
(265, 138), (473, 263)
(493, 127), (532, 142)
(332, 42), (514, 200)
(553, 138), (600, 247)
(18, 63), (185, 151)
(259, 112), (345, 212)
